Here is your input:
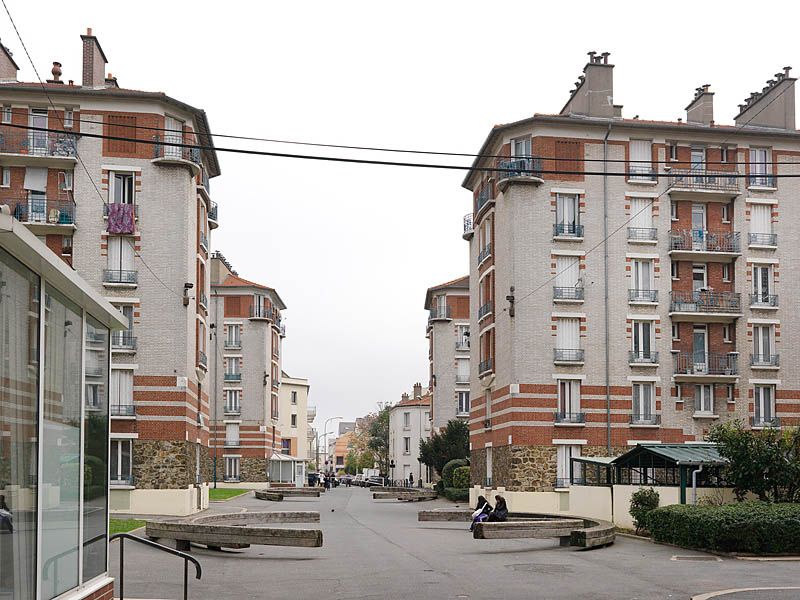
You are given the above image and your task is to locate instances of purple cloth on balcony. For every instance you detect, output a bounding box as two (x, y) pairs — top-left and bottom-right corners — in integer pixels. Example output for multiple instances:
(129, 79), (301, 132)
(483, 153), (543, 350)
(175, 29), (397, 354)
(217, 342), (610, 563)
(107, 203), (135, 234)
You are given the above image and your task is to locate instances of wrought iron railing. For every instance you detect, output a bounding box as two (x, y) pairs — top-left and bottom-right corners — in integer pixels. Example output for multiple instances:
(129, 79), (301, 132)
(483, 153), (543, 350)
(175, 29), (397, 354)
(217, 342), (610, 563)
(554, 411), (586, 424)
(748, 174), (776, 188)
(152, 134), (201, 164)
(111, 331), (137, 350)
(629, 350), (659, 364)
(627, 227), (657, 241)
(478, 243), (492, 264)
(674, 352), (738, 375)
(751, 415), (780, 428)
(630, 414), (661, 425)
(478, 301), (493, 320)
(751, 354), (779, 367)
(429, 306), (451, 321)
(553, 286), (584, 301)
(553, 223), (584, 237)
(670, 290), (741, 313)
(224, 404), (241, 415)
(475, 184), (494, 214)
(224, 372), (241, 382)
(554, 348), (584, 363)
(103, 269), (138, 285)
(198, 350), (207, 368)
(199, 230), (209, 250)
(456, 339), (470, 351)
(111, 403), (135, 417)
(627, 166), (657, 182)
(748, 232), (777, 246)
(0, 128), (78, 157)
(224, 339), (241, 350)
(209, 201), (218, 222)
(496, 156), (543, 179)
(669, 229), (740, 253)
(250, 306), (269, 319)
(11, 199), (76, 225)
(463, 212), (473, 235)
(629, 289), (658, 303)
(199, 291), (208, 308)
(750, 293), (778, 307)
(478, 358), (493, 374)
(667, 169), (740, 192)
(455, 373), (470, 384)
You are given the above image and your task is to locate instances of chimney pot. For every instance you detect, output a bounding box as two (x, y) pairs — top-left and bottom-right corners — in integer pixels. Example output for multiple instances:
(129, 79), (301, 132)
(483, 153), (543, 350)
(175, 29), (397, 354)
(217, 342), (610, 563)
(51, 61), (61, 80)
(601, 51), (610, 64)
(86, 28), (92, 36)
(68, 79), (73, 86)
(784, 66), (792, 76)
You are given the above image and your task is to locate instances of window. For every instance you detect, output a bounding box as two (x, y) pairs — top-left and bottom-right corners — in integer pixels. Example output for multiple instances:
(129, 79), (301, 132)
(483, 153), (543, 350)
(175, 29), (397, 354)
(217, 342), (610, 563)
(29, 109), (48, 156)
(722, 263), (730, 282)
(291, 390), (297, 404)
(107, 236), (135, 276)
(690, 147), (706, 172)
(695, 384), (714, 414)
(64, 109), (74, 129)
(227, 357), (240, 374)
(555, 193), (580, 236)
(164, 115), (184, 159)
(556, 444), (581, 488)
(112, 305), (134, 347)
(225, 389), (240, 413)
(291, 414), (297, 428)
(225, 423), (240, 445)
(631, 320), (653, 360)
(457, 391), (470, 415)
(750, 204), (772, 237)
(512, 136), (531, 157)
(58, 170), (73, 191)
(1, 104), (11, 123)
(693, 264), (707, 291)
(670, 201), (678, 221)
(556, 318), (581, 359)
(28, 191), (47, 222)
(111, 172), (134, 205)
(555, 255), (581, 297)
(632, 382), (655, 422)
(479, 215), (492, 257)
(403, 412), (411, 428)
(227, 324), (240, 346)
(456, 324), (470, 350)
(110, 439), (132, 484)
(725, 385), (734, 402)
(0, 166), (9, 187)
(721, 203), (730, 223)
(754, 385), (775, 424)
(456, 358), (469, 383)
(720, 146), (728, 163)
(752, 264), (772, 303)
(753, 325), (773, 363)
(225, 456), (240, 481)
(672, 323), (680, 341)
(86, 383), (101, 409)
(109, 368), (134, 413)
(749, 148), (771, 186)
(671, 261), (679, 280)
(722, 324), (732, 343)
(629, 140), (653, 178)
(424, 412), (431, 428)
(629, 197), (653, 231)
(668, 143), (678, 160)
(558, 379), (581, 417)
(403, 436), (411, 454)
(631, 259), (654, 301)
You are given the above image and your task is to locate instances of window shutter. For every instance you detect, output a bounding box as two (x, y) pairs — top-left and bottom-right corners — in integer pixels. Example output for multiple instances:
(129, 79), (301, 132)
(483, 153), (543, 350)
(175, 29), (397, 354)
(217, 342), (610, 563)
(107, 115), (137, 154)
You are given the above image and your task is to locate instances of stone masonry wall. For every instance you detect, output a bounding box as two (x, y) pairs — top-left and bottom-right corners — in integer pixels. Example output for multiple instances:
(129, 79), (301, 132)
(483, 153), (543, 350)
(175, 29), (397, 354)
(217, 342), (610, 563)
(470, 448), (486, 486)
(134, 440), (211, 489)
(240, 457), (267, 482)
(507, 445), (556, 492)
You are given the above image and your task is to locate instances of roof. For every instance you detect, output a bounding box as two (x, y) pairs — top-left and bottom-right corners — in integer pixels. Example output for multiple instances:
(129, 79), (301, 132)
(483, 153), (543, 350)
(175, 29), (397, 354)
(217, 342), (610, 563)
(424, 275), (469, 309)
(393, 393), (431, 409)
(572, 456), (615, 466)
(215, 274), (287, 309)
(613, 444), (728, 467)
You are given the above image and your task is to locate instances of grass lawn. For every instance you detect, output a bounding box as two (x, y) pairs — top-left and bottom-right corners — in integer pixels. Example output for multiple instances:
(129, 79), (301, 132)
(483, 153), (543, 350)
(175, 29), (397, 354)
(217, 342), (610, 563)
(209, 488), (251, 501)
(109, 518), (146, 536)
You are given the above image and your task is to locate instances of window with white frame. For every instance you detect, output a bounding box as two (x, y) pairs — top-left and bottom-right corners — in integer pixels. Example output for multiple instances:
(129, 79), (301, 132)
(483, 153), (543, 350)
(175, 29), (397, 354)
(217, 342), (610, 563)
(86, 383), (101, 410)
(403, 412), (410, 428)
(721, 202), (730, 223)
(164, 115), (184, 159)
(695, 384), (714, 414)
(456, 358), (469, 384)
(671, 261), (679, 280)
(110, 368), (133, 412)
(227, 357), (240, 375)
(555, 255), (581, 298)
(1, 105), (11, 123)
(225, 389), (240, 413)
(555, 318), (581, 359)
(668, 143), (678, 161)
(629, 140), (653, 178)
(555, 193), (580, 236)
(225, 456), (240, 481)
(631, 259), (654, 301)
(670, 201), (678, 221)
(722, 263), (731, 282)
(403, 437), (411, 454)
(110, 439), (132, 484)
(753, 325), (774, 365)
(456, 324), (470, 350)
(629, 197), (653, 233)
(557, 379), (581, 418)
(722, 324), (732, 343)
(720, 146), (729, 163)
(754, 385), (775, 424)
(752, 264), (773, 304)
(457, 391), (470, 415)
(111, 172), (134, 205)
(749, 204), (773, 241)
(0, 166), (8, 188)
(64, 109), (74, 129)
(512, 136), (531, 157)
(107, 236), (135, 274)
(631, 320), (654, 360)
(225, 423), (240, 445)
(749, 148), (771, 187)
(725, 384), (734, 402)
(556, 444), (581, 488)
(672, 323), (680, 341)
(632, 382), (655, 422)
(227, 324), (240, 346)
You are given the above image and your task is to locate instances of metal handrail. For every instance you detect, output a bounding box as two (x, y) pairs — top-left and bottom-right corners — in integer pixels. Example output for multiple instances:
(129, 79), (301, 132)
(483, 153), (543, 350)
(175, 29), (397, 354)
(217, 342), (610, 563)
(748, 232), (777, 247)
(110, 532), (202, 600)
(669, 229), (741, 253)
(554, 348), (584, 362)
(553, 286), (584, 300)
(627, 227), (657, 241)
(553, 223), (584, 237)
(670, 290), (741, 313)
(496, 155), (543, 179)
(750, 293), (778, 307)
(475, 184), (494, 214)
(152, 134), (201, 164)
(477, 243), (492, 264)
(463, 212), (473, 234)
(667, 169), (740, 192)
(629, 289), (658, 303)
(11, 198), (77, 225)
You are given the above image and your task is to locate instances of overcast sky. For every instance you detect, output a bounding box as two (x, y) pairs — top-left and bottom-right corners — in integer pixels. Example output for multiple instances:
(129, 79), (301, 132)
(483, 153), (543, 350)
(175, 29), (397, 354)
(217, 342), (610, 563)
(9, 0), (799, 433)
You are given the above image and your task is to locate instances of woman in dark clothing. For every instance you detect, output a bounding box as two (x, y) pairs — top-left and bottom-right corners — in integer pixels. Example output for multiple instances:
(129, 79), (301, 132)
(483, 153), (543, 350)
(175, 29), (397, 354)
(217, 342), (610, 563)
(469, 495), (493, 531)
(487, 495), (508, 522)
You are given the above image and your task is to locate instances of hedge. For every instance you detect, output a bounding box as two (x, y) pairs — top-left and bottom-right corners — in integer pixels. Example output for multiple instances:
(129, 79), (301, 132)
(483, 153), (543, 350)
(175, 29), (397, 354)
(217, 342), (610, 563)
(441, 458), (469, 488)
(452, 466), (470, 489)
(648, 502), (800, 554)
(443, 487), (469, 502)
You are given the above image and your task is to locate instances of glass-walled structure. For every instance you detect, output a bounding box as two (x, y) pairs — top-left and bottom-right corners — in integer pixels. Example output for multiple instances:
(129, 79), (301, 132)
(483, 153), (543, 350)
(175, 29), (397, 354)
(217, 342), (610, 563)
(0, 212), (126, 600)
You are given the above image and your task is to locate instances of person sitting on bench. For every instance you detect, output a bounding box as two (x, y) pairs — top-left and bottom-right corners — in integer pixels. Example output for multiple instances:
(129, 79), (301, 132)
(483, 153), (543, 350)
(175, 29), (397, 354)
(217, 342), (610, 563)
(470, 495), (492, 531)
(487, 495), (508, 522)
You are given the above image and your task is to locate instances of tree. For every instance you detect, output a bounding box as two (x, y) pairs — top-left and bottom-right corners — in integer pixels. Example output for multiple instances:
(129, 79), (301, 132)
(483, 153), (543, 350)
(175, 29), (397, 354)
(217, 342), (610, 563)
(419, 419), (469, 476)
(367, 406), (391, 475)
(707, 421), (800, 502)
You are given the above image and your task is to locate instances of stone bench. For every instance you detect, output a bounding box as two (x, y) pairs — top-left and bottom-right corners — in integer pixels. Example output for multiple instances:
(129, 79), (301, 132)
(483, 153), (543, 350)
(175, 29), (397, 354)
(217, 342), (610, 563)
(255, 491), (284, 502)
(418, 509), (473, 522)
(256, 489), (320, 502)
(145, 511), (323, 551)
(471, 513), (615, 549)
(373, 491), (437, 502)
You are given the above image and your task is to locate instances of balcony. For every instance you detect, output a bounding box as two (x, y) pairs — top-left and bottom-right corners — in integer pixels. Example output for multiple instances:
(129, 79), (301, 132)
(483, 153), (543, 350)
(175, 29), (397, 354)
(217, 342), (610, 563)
(199, 230), (209, 252)
(748, 174), (776, 189)
(553, 223), (584, 240)
(110, 403), (135, 417)
(224, 372), (241, 383)
(428, 305), (451, 323)
(554, 348), (584, 365)
(495, 156), (543, 191)
(629, 289), (658, 304)
(674, 352), (738, 380)
(11, 199), (77, 233)
(478, 358), (493, 376)
(629, 350), (659, 366)
(224, 339), (241, 350)
(463, 212), (474, 240)
(553, 286), (585, 302)
(0, 128), (78, 164)
(750, 354), (779, 369)
(669, 230), (741, 261)
(103, 269), (138, 286)
(475, 185), (494, 218)
(627, 227), (657, 243)
(554, 411), (586, 425)
(198, 350), (208, 369)
(630, 414), (661, 427)
(750, 293), (778, 309)
(477, 243), (492, 265)
(455, 373), (470, 384)
(748, 232), (777, 248)
(208, 201), (219, 229)
(669, 291), (742, 321)
(666, 169), (740, 198)
(111, 331), (137, 352)
(151, 134), (201, 175)
(250, 306), (270, 320)
(456, 339), (470, 351)
(477, 301), (493, 321)
(751, 415), (780, 429)
(224, 404), (241, 416)
(627, 166), (658, 184)
(110, 476), (135, 487)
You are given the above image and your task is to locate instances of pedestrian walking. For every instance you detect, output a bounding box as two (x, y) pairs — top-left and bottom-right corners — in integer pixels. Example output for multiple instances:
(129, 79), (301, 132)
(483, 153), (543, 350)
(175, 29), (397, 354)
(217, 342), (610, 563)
(408, 473), (414, 487)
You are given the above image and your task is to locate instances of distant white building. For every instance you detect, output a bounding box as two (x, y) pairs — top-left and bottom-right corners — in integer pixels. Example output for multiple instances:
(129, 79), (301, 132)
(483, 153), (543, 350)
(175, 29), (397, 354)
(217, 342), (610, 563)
(388, 383), (432, 484)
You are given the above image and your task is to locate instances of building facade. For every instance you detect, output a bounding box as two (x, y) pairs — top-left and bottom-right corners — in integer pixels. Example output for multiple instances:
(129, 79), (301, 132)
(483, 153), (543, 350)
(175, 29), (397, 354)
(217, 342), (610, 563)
(425, 276), (470, 430)
(388, 384), (431, 484)
(463, 52), (798, 493)
(277, 372), (311, 461)
(0, 30), (221, 515)
(209, 252), (285, 485)
(0, 210), (127, 600)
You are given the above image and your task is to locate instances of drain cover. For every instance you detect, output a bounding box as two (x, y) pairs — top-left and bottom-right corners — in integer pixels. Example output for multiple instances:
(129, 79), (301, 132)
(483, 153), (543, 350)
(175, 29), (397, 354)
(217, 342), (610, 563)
(506, 564), (573, 574)
(671, 555), (722, 562)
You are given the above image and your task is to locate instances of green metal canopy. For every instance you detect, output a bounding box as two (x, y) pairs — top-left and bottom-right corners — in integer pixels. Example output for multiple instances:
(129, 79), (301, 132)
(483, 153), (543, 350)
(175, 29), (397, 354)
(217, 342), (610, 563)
(613, 444), (728, 467)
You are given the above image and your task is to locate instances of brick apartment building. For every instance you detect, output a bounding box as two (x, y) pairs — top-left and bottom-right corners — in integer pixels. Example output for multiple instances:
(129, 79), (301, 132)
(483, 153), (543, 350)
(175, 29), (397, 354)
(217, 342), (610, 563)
(424, 276), (470, 430)
(462, 52), (799, 493)
(0, 30), (221, 515)
(209, 252), (286, 484)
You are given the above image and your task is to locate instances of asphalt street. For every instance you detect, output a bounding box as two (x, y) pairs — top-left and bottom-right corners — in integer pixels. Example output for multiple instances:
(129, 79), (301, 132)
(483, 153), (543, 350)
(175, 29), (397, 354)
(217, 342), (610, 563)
(109, 486), (800, 599)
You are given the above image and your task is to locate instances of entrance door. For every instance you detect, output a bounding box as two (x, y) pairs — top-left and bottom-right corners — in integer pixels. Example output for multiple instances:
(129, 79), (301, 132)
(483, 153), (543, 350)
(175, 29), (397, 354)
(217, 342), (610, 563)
(692, 204), (706, 250)
(693, 326), (708, 372)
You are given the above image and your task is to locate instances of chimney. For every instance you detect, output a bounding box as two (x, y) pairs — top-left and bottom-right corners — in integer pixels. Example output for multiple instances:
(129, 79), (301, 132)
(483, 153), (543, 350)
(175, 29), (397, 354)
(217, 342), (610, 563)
(735, 67), (796, 130)
(46, 61), (64, 85)
(80, 28), (108, 88)
(0, 42), (19, 82)
(686, 84), (714, 126)
(401, 392), (410, 403)
(413, 382), (422, 399)
(104, 72), (119, 88)
(560, 51), (616, 118)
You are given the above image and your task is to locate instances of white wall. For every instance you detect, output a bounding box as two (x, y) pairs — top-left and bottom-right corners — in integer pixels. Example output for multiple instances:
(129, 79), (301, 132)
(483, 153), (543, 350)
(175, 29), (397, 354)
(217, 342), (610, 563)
(388, 403), (431, 483)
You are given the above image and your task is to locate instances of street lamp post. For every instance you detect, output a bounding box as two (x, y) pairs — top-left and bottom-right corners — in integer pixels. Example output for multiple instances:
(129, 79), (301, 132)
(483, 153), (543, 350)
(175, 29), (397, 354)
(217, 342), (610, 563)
(321, 416), (342, 473)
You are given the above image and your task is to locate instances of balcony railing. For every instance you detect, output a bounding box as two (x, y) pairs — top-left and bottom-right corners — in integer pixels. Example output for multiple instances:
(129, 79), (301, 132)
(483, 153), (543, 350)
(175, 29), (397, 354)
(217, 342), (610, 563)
(748, 174), (776, 188)
(478, 301), (493, 320)
(199, 231), (209, 251)
(152, 134), (201, 164)
(553, 286), (584, 301)
(627, 227), (657, 241)
(198, 350), (207, 369)
(750, 293), (778, 308)
(629, 289), (658, 303)
(629, 350), (659, 364)
(496, 156), (542, 179)
(751, 415), (780, 428)
(455, 339), (470, 351)
(199, 292), (208, 309)
(478, 358), (493, 375)
(748, 232), (777, 247)
(475, 185), (494, 214)
(553, 223), (584, 238)
(110, 475), (134, 486)
(455, 373), (470, 384)
(674, 352), (738, 376)
(224, 339), (241, 350)
(669, 230), (740, 253)
(11, 199), (76, 226)
(0, 128), (77, 157)
(429, 306), (451, 321)
(209, 201), (218, 222)
(667, 169), (740, 193)
(554, 411), (586, 424)
(630, 414), (661, 426)
(627, 166), (657, 182)
(110, 404), (135, 417)
(103, 270), (138, 285)
(463, 212), (473, 235)
(670, 291), (741, 314)
(250, 306), (270, 319)
(554, 348), (584, 363)
(477, 243), (492, 264)
(224, 372), (241, 383)
(224, 404), (241, 415)
(111, 331), (137, 350)
(224, 439), (240, 447)
(751, 354), (779, 367)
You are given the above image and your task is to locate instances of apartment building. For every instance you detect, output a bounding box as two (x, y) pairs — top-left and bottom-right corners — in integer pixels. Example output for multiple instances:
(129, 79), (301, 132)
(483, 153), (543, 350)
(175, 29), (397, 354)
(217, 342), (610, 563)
(0, 30), (221, 515)
(462, 52), (798, 493)
(209, 252), (285, 485)
(425, 276), (470, 430)
(277, 372), (312, 460)
(388, 383), (432, 484)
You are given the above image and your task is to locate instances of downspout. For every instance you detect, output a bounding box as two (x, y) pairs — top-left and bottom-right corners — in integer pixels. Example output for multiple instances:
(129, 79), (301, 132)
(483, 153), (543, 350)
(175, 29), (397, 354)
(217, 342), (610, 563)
(691, 464), (704, 505)
(603, 122), (612, 455)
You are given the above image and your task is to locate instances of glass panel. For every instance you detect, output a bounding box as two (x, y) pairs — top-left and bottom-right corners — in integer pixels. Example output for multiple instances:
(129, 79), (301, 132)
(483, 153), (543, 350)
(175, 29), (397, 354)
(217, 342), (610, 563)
(41, 285), (83, 598)
(83, 315), (108, 581)
(0, 247), (40, 599)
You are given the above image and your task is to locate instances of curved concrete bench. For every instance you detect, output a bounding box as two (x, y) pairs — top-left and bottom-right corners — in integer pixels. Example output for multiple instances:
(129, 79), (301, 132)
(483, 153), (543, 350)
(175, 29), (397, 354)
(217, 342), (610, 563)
(471, 512), (614, 549)
(145, 511), (323, 551)
(256, 491), (284, 502)
(255, 489), (320, 501)
(373, 490), (437, 502)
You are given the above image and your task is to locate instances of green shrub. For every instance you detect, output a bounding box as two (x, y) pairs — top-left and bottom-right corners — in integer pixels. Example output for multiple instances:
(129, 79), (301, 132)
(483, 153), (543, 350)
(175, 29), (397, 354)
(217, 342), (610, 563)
(443, 487), (469, 502)
(434, 480), (445, 494)
(648, 502), (800, 554)
(629, 487), (660, 534)
(452, 466), (470, 489)
(442, 458), (469, 488)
